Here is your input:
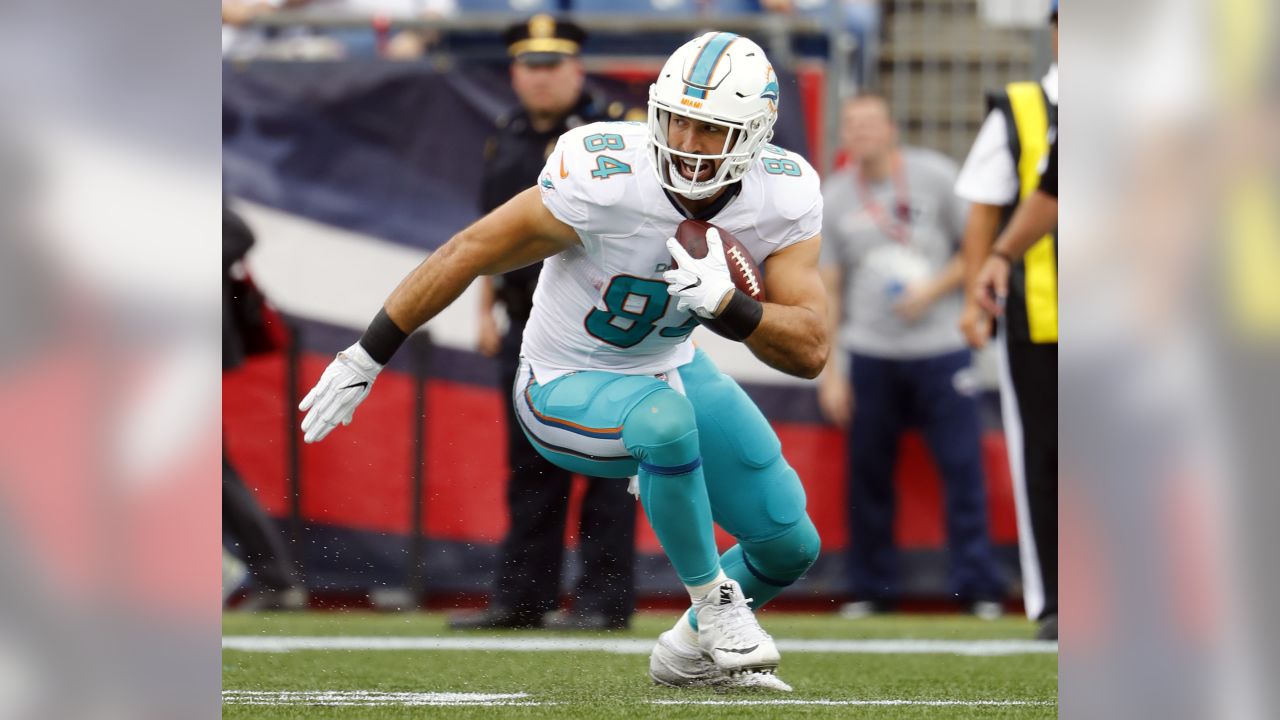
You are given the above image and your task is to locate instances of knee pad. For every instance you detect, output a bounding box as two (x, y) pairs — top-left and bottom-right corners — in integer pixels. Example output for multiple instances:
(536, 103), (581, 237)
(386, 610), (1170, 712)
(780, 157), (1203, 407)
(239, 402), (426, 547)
(740, 514), (821, 585)
(621, 388), (700, 472)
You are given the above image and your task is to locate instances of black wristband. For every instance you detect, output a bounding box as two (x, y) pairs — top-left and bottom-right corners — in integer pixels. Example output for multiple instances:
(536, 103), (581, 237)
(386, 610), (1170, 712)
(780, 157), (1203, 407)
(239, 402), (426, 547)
(713, 289), (764, 341)
(359, 307), (409, 365)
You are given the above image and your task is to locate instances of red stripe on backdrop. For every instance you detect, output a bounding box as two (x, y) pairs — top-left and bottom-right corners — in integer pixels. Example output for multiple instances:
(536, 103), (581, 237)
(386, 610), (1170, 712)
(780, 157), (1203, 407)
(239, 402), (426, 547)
(224, 352), (1016, 554)
(222, 354), (291, 516)
(224, 354), (509, 539)
(420, 382), (508, 542)
(983, 434), (1017, 544)
(299, 357), (417, 534)
(795, 63), (827, 168)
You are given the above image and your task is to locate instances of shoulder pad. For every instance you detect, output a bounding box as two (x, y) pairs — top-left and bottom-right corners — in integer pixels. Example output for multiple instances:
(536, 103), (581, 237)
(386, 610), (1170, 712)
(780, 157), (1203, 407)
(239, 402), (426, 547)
(757, 145), (821, 222)
(554, 122), (648, 208)
(539, 121), (650, 230)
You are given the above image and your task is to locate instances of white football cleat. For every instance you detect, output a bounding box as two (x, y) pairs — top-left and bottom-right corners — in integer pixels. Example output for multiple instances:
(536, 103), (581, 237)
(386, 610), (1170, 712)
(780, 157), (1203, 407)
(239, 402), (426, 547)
(649, 626), (723, 687)
(649, 616), (793, 692)
(694, 580), (781, 676)
(721, 671), (793, 692)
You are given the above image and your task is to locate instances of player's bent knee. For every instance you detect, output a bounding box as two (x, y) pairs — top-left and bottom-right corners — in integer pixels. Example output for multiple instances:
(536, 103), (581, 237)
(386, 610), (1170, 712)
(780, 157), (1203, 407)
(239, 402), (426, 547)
(625, 388), (697, 445)
(621, 388), (700, 469)
(744, 515), (821, 584)
(791, 516), (822, 569)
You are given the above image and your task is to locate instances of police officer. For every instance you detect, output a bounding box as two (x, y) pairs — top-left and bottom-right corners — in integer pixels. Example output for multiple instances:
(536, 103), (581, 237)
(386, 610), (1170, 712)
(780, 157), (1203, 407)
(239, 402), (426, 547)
(955, 1), (1058, 640)
(450, 15), (637, 631)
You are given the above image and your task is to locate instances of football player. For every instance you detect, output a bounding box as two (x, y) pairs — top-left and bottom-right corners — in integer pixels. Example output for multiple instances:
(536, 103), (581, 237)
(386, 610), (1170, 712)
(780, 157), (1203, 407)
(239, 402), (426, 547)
(299, 32), (827, 691)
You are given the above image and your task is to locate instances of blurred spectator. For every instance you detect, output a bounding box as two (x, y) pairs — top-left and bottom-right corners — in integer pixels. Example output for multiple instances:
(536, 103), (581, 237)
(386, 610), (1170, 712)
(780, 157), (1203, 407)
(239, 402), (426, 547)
(221, 0), (323, 59)
(314, 0), (457, 58)
(954, 0), (1057, 639)
(756, 0), (880, 90)
(222, 204), (306, 610)
(819, 95), (1005, 619)
(222, 0), (456, 60)
(448, 16), (637, 632)
(375, 0), (458, 59)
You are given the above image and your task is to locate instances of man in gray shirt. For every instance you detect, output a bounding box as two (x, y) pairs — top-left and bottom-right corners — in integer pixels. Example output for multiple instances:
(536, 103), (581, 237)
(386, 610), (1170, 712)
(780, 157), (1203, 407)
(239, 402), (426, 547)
(819, 95), (1003, 617)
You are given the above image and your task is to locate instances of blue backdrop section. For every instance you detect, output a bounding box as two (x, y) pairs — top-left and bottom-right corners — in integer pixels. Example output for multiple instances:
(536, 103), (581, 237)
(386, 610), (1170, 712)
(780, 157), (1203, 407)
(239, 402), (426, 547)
(222, 59), (813, 252)
(223, 61), (505, 251)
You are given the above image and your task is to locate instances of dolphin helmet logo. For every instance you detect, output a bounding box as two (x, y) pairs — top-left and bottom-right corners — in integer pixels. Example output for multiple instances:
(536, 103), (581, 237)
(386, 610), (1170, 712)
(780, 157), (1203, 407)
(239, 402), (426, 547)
(760, 78), (780, 103)
(760, 66), (779, 112)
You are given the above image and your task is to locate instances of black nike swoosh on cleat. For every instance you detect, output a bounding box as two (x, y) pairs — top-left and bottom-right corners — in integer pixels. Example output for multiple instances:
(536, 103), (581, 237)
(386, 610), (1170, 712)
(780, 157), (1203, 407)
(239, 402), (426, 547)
(340, 381), (369, 391)
(714, 645), (759, 654)
(678, 278), (702, 292)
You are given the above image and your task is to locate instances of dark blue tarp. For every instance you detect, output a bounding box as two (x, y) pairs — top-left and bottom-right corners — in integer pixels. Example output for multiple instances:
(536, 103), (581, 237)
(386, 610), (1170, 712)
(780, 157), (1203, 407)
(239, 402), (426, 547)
(222, 59), (813, 251)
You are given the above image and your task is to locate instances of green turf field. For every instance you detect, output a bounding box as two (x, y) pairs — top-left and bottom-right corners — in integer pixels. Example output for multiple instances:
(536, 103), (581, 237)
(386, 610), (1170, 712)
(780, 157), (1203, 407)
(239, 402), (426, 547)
(223, 611), (1057, 719)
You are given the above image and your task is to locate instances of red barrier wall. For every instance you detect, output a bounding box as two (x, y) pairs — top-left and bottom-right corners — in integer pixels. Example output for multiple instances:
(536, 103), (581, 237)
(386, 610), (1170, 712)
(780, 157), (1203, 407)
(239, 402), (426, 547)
(225, 352), (1017, 559)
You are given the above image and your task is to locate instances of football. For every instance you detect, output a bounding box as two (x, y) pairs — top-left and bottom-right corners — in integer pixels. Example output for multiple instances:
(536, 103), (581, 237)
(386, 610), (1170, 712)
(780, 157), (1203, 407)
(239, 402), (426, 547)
(672, 220), (765, 303)
(671, 220), (766, 339)
(673, 218), (765, 297)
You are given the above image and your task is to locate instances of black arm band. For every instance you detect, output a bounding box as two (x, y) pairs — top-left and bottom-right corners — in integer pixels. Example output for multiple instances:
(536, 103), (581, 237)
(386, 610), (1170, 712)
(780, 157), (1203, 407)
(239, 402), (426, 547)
(714, 290), (764, 341)
(359, 307), (409, 365)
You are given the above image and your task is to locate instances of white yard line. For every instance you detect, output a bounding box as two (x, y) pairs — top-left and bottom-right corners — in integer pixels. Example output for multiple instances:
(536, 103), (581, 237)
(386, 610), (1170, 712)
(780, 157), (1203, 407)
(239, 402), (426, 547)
(221, 691), (542, 707)
(219, 691), (1055, 709)
(650, 699), (1056, 707)
(222, 636), (1056, 656)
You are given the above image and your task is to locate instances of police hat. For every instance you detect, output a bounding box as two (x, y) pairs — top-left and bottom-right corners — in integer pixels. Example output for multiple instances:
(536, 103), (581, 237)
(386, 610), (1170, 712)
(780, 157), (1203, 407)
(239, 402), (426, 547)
(504, 15), (585, 66)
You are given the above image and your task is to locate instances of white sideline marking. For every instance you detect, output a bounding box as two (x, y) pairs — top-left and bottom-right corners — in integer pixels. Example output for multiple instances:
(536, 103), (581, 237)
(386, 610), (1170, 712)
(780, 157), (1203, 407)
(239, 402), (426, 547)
(221, 691), (540, 707)
(651, 699), (1056, 707)
(222, 636), (1055, 656)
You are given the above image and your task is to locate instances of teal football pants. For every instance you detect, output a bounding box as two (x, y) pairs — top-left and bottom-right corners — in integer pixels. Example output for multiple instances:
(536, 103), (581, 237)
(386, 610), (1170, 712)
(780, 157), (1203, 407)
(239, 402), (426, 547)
(513, 349), (820, 609)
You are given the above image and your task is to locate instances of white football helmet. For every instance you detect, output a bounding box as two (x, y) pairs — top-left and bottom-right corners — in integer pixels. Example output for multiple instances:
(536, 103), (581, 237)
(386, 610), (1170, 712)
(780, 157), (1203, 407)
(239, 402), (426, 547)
(648, 32), (780, 200)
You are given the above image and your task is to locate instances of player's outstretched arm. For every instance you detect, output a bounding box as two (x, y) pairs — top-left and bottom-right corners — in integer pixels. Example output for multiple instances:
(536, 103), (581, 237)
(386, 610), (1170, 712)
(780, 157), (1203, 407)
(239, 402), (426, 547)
(385, 187), (579, 334)
(747, 235), (830, 379)
(298, 188), (579, 443)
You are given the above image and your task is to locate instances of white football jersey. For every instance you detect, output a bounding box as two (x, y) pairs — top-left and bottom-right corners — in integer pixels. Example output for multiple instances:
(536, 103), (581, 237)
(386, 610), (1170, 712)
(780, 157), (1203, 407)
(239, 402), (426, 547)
(522, 121), (822, 382)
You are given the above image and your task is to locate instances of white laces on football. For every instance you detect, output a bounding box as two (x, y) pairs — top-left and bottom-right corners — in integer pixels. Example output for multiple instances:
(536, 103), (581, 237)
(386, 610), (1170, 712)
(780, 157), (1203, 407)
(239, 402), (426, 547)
(663, 228), (736, 318)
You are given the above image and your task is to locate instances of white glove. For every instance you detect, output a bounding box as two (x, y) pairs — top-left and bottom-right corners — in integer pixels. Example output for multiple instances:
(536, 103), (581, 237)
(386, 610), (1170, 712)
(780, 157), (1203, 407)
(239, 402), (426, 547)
(298, 342), (383, 443)
(663, 228), (736, 318)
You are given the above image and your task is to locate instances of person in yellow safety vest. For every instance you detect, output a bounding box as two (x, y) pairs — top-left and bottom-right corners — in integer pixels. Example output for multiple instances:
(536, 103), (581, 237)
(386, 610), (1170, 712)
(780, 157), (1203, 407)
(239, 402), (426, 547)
(973, 127), (1058, 308)
(955, 0), (1058, 641)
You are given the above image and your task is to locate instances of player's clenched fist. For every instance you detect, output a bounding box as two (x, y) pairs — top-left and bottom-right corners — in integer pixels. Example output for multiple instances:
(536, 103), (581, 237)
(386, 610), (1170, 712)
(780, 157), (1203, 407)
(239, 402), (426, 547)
(664, 227), (735, 318)
(298, 342), (383, 443)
